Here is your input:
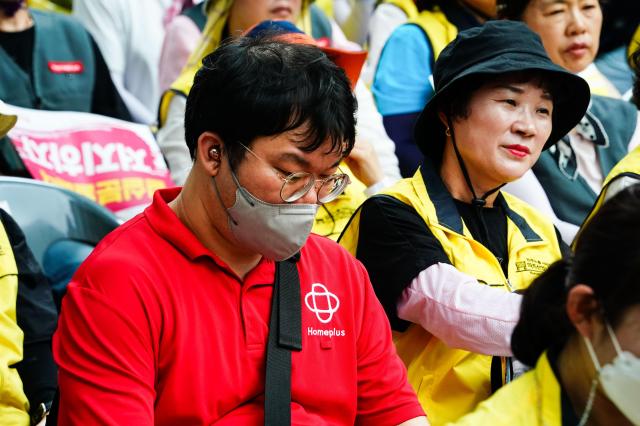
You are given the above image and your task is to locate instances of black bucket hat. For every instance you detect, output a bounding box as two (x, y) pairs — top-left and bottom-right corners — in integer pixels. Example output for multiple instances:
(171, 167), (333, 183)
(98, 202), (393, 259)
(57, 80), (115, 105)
(414, 20), (591, 159)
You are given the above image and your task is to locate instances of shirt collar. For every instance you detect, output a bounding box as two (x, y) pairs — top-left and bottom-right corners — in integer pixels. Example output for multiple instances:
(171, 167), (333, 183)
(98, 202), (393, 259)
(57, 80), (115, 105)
(419, 160), (543, 242)
(144, 187), (275, 282)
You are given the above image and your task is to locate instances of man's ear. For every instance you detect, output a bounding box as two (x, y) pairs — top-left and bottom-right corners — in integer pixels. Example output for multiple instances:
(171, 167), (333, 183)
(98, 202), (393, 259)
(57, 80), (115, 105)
(196, 131), (224, 176)
(566, 284), (601, 339)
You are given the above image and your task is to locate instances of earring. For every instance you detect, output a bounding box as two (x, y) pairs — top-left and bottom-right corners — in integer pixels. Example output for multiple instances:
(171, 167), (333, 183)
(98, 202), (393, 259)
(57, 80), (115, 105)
(445, 127), (451, 137)
(209, 146), (221, 161)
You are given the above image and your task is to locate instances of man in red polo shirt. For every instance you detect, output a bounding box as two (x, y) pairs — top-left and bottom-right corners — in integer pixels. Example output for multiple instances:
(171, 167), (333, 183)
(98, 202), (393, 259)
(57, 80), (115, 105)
(52, 25), (427, 425)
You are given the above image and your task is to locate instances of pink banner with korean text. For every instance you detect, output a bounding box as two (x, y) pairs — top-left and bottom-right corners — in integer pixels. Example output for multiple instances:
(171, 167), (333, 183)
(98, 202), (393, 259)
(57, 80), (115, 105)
(2, 103), (174, 220)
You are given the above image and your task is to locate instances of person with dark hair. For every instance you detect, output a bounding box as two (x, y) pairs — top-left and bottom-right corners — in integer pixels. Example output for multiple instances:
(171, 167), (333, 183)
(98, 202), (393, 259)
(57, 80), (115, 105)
(156, 0), (401, 241)
(452, 183), (640, 426)
(157, 0), (400, 192)
(497, 0), (640, 244)
(340, 20), (591, 425)
(52, 31), (428, 425)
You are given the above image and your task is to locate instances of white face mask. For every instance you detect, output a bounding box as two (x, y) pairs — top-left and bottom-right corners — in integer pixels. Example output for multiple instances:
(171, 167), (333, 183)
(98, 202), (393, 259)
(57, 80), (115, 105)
(584, 323), (640, 425)
(214, 171), (318, 262)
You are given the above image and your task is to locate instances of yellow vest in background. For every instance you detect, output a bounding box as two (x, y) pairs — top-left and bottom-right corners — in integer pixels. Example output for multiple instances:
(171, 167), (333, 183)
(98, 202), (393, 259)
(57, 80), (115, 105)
(27, 0), (71, 14)
(628, 24), (640, 64)
(340, 167), (562, 425)
(577, 146), (640, 245)
(383, 0), (419, 19)
(0, 222), (30, 426)
(410, 8), (458, 60)
(314, 0), (333, 18)
(312, 164), (367, 241)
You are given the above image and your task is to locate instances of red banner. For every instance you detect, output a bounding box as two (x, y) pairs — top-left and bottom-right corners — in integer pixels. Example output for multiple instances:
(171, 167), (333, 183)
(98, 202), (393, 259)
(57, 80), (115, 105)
(4, 104), (174, 219)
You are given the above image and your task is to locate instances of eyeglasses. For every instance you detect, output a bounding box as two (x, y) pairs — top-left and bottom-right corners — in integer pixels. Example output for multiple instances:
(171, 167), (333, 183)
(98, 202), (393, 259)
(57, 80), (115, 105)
(237, 142), (350, 204)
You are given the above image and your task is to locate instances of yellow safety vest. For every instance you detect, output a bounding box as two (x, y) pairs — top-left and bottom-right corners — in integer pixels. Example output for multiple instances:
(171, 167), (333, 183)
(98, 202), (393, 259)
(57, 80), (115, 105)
(312, 165), (367, 241)
(27, 0), (71, 14)
(578, 146), (640, 244)
(382, 0), (419, 20)
(410, 8), (459, 60)
(0, 221), (30, 425)
(449, 352), (563, 426)
(628, 24), (640, 64)
(314, 0), (333, 18)
(340, 166), (562, 425)
(158, 0), (312, 126)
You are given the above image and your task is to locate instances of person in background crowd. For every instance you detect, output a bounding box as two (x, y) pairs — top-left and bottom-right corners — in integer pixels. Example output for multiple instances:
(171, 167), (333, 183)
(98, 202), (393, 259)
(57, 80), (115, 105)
(498, 0), (640, 245)
(340, 21), (590, 425)
(499, 0), (619, 97)
(371, 0), (496, 177)
(0, 111), (57, 426)
(0, 0), (131, 177)
(0, 0), (130, 118)
(158, 0), (205, 92)
(73, 0), (174, 124)
(452, 183), (640, 426)
(53, 30), (428, 425)
(361, 0), (420, 85)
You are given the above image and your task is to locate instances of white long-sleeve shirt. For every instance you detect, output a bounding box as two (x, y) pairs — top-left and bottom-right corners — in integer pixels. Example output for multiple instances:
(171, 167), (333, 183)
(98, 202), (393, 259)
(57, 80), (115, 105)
(397, 263), (522, 357)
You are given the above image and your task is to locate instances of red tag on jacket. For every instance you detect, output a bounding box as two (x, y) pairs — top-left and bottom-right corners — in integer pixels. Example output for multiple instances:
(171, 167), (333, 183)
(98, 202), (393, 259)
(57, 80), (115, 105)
(48, 61), (84, 74)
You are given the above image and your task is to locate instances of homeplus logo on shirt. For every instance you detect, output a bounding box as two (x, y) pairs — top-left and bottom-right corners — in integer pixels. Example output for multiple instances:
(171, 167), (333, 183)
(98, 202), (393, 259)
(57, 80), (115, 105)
(305, 283), (346, 337)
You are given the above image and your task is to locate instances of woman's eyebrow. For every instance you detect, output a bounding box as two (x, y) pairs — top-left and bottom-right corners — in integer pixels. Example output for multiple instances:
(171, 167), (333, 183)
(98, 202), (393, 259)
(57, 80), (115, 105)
(495, 84), (553, 101)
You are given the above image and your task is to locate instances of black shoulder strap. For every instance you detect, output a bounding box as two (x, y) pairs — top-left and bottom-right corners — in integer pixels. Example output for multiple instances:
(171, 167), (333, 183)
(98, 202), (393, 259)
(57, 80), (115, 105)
(264, 255), (302, 426)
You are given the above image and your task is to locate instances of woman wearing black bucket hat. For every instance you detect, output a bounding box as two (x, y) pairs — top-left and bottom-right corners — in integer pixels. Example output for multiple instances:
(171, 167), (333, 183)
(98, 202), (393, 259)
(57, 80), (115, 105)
(339, 20), (590, 425)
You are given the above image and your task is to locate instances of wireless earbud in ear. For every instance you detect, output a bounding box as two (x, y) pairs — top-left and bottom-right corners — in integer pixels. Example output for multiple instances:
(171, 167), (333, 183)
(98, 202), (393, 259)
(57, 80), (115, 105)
(209, 146), (221, 161)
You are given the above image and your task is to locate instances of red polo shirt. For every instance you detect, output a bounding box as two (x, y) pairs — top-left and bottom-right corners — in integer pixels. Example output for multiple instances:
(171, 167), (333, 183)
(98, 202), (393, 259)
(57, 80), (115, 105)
(53, 188), (424, 425)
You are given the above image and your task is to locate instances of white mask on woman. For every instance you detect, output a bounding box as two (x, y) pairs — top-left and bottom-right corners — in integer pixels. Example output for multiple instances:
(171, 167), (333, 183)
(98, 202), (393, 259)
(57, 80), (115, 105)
(584, 323), (640, 425)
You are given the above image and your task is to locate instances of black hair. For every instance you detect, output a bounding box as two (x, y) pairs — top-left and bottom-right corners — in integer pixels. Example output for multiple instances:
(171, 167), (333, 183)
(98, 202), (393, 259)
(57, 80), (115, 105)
(511, 184), (640, 367)
(184, 31), (357, 168)
(598, 0), (634, 55)
(378, 0), (440, 13)
(496, 0), (530, 20)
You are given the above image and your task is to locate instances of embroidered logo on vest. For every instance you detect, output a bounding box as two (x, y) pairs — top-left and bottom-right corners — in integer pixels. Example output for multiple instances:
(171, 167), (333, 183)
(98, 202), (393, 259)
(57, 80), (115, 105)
(515, 258), (549, 274)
